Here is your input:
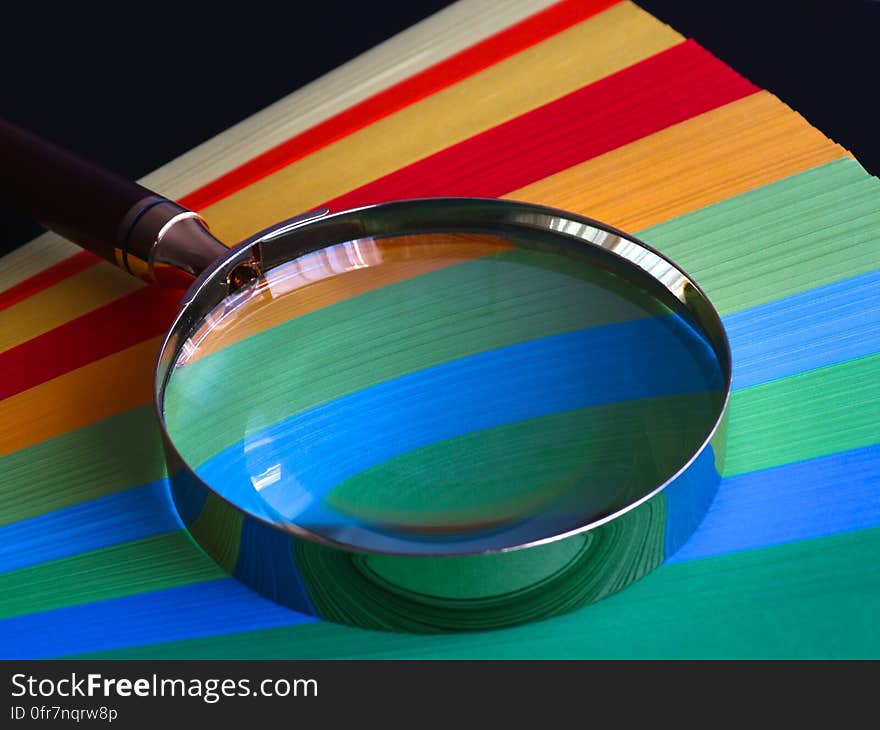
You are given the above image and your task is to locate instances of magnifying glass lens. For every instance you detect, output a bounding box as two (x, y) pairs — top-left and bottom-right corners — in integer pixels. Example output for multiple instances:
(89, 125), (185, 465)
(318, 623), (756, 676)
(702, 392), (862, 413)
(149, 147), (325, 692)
(162, 231), (724, 555)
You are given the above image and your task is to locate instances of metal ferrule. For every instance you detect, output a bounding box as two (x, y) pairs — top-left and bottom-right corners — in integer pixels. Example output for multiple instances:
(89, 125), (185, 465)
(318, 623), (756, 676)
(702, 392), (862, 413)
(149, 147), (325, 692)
(116, 196), (229, 285)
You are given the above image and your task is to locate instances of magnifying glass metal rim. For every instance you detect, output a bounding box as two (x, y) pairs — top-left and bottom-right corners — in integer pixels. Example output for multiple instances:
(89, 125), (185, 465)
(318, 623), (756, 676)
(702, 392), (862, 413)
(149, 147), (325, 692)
(0, 117), (731, 628)
(153, 196), (732, 559)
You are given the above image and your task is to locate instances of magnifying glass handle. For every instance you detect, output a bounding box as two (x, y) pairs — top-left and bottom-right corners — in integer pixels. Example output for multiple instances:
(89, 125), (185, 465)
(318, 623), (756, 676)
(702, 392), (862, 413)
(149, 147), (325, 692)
(0, 116), (228, 284)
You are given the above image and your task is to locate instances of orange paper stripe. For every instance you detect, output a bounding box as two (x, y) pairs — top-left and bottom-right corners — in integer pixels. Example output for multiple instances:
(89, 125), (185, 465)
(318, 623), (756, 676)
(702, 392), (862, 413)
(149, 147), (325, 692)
(0, 337), (160, 458)
(510, 91), (850, 230)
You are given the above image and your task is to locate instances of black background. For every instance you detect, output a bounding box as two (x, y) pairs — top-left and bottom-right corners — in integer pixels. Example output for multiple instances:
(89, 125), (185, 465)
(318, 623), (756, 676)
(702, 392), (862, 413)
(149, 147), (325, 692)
(1, 0), (877, 256)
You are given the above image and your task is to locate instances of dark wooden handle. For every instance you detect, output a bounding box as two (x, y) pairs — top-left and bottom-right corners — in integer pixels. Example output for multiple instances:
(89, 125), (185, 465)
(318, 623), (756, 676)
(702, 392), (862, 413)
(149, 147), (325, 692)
(0, 116), (158, 263)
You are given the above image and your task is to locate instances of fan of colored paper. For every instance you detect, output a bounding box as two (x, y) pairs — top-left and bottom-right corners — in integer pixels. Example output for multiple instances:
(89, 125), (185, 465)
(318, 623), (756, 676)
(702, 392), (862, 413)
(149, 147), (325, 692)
(0, 0), (877, 658)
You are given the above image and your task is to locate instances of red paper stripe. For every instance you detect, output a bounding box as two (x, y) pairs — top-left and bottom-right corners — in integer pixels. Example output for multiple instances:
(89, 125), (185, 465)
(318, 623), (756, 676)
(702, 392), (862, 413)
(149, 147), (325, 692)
(0, 251), (100, 312)
(0, 286), (181, 401)
(0, 40), (756, 401)
(178, 0), (619, 212)
(325, 40), (759, 211)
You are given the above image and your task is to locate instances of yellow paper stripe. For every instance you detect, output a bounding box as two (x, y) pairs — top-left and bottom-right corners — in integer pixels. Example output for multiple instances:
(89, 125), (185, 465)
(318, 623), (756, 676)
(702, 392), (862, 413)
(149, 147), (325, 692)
(200, 3), (683, 244)
(0, 263), (143, 353)
(509, 91), (850, 230)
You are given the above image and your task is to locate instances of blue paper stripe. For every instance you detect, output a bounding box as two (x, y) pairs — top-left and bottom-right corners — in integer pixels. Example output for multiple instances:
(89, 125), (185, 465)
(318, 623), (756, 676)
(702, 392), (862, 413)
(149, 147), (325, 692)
(669, 442), (880, 562)
(234, 518), (316, 615)
(0, 578), (315, 659)
(0, 481), (179, 573)
(725, 268), (880, 390)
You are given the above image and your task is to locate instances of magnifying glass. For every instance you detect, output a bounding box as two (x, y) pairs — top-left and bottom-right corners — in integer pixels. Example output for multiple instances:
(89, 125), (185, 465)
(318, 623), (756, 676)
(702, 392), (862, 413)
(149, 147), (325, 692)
(1, 118), (729, 632)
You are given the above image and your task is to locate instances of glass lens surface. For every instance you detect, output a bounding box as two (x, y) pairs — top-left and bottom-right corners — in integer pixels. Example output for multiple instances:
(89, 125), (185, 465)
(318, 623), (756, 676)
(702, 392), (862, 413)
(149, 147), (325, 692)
(163, 230), (724, 554)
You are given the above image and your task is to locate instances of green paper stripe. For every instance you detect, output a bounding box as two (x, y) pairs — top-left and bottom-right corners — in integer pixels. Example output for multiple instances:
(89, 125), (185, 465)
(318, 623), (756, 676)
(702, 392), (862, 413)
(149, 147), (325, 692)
(73, 525), (880, 659)
(325, 393), (714, 527)
(0, 532), (223, 620)
(0, 406), (162, 527)
(725, 352), (880, 476)
(643, 158), (880, 314)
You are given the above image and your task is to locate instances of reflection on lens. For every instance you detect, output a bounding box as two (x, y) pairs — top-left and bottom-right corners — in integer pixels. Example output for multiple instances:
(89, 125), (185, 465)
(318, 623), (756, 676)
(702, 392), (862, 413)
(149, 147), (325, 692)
(163, 231), (724, 555)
